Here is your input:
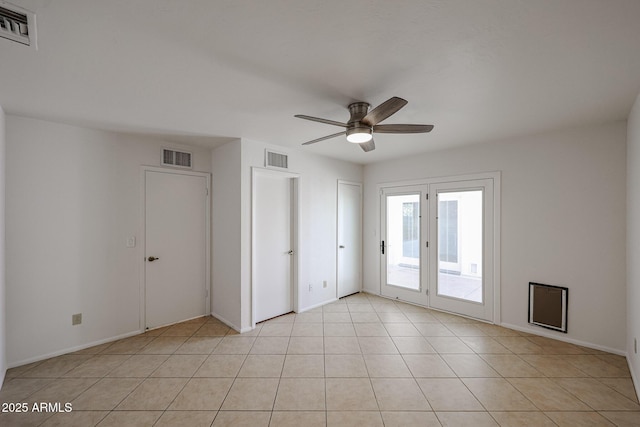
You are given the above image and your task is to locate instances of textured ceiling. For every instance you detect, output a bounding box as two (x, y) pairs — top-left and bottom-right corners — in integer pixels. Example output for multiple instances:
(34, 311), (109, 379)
(1, 0), (640, 164)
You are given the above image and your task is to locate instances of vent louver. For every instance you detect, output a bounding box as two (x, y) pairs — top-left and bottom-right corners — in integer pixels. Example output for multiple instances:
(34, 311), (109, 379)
(266, 150), (288, 169)
(162, 148), (192, 169)
(0, 3), (34, 47)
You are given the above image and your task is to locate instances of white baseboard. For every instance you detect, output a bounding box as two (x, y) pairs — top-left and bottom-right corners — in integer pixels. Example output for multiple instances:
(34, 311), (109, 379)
(8, 329), (143, 369)
(500, 322), (626, 356)
(628, 358), (640, 403)
(298, 298), (338, 313)
(210, 311), (242, 333)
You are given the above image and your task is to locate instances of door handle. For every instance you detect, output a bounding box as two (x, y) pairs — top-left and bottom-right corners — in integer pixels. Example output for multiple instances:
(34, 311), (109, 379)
(148, 256), (159, 262)
(287, 250), (294, 255)
(339, 245), (345, 249)
(380, 241), (385, 255)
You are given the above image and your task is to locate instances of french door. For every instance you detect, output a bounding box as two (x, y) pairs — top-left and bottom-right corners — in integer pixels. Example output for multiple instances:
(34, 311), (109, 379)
(380, 177), (497, 322)
(428, 179), (494, 321)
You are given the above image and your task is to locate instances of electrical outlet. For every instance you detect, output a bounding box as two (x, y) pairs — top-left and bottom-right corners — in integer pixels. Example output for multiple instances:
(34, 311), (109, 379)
(323, 280), (328, 288)
(72, 313), (82, 326)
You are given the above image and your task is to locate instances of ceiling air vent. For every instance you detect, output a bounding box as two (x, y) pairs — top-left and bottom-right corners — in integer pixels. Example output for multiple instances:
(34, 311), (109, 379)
(0, 2), (36, 47)
(265, 149), (288, 169)
(162, 148), (192, 169)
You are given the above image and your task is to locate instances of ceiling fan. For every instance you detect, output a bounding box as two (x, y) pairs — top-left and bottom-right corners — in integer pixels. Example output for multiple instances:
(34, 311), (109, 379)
(295, 96), (433, 152)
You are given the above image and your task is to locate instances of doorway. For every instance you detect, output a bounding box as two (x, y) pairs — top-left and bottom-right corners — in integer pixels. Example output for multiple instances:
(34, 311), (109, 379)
(143, 168), (210, 330)
(337, 181), (362, 298)
(252, 168), (299, 324)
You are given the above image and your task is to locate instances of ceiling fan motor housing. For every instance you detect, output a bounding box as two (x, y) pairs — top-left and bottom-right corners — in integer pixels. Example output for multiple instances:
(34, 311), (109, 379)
(348, 102), (370, 123)
(346, 102), (373, 142)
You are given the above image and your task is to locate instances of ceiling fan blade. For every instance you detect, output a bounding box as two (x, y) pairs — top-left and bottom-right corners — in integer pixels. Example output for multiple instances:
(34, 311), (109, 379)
(359, 139), (375, 152)
(373, 124), (434, 133)
(301, 131), (345, 145)
(361, 97), (408, 126)
(295, 114), (348, 128)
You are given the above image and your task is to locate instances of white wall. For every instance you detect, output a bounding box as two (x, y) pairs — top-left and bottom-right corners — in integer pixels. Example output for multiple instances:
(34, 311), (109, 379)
(5, 115), (212, 366)
(239, 140), (363, 331)
(363, 122), (627, 353)
(627, 92), (640, 393)
(0, 107), (6, 387)
(211, 140), (243, 329)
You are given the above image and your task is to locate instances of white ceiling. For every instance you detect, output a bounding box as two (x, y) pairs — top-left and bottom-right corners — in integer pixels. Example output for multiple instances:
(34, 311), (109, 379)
(2, 0), (640, 164)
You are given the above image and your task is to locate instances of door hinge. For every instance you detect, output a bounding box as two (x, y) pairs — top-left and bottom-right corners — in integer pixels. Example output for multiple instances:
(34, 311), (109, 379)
(426, 241), (429, 248)
(426, 289), (429, 295)
(206, 188), (209, 196)
(426, 193), (429, 200)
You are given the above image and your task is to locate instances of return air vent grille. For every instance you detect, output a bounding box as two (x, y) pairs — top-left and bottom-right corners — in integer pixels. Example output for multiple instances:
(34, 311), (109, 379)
(0, 3), (35, 47)
(162, 148), (192, 169)
(265, 150), (288, 169)
(528, 282), (568, 333)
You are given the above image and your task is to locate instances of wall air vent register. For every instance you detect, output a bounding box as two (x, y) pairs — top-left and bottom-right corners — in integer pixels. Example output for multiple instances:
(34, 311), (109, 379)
(528, 282), (568, 333)
(0, 2), (36, 47)
(265, 149), (288, 169)
(162, 148), (193, 169)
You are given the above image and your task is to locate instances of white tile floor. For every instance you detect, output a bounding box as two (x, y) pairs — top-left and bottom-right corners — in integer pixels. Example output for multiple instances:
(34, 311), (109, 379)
(1, 293), (638, 426)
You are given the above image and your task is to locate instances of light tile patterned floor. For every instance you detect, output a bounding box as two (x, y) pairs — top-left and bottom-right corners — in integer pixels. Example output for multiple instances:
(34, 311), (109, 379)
(1, 293), (639, 426)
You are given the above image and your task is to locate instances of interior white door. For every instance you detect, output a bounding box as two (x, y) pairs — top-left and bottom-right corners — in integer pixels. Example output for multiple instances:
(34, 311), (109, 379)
(145, 170), (208, 330)
(429, 179), (494, 322)
(380, 185), (429, 306)
(254, 171), (293, 323)
(337, 181), (362, 298)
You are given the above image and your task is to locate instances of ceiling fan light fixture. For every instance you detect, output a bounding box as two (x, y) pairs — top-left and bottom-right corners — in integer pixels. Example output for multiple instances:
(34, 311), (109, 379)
(346, 127), (372, 143)
(296, 96), (433, 152)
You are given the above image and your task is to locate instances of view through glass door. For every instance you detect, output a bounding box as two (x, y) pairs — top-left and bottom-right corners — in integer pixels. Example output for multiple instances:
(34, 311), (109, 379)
(380, 176), (497, 322)
(380, 186), (428, 306)
(429, 179), (494, 321)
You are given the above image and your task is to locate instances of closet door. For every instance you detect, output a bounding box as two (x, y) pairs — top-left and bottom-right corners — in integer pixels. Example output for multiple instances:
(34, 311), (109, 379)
(145, 170), (208, 330)
(337, 181), (362, 298)
(253, 170), (295, 323)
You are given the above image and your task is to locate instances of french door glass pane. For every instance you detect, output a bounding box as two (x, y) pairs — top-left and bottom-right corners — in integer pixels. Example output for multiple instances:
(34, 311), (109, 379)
(387, 194), (420, 290)
(439, 200), (458, 263)
(437, 190), (483, 302)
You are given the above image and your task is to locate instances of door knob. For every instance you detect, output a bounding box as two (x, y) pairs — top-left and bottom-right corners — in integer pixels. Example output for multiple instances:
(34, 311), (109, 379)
(148, 256), (159, 262)
(339, 245), (345, 248)
(287, 250), (294, 255)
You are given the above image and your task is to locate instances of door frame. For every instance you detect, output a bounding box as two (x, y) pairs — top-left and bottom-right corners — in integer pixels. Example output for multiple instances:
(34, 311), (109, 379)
(337, 180), (363, 298)
(377, 171), (501, 323)
(139, 166), (211, 332)
(251, 167), (300, 328)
